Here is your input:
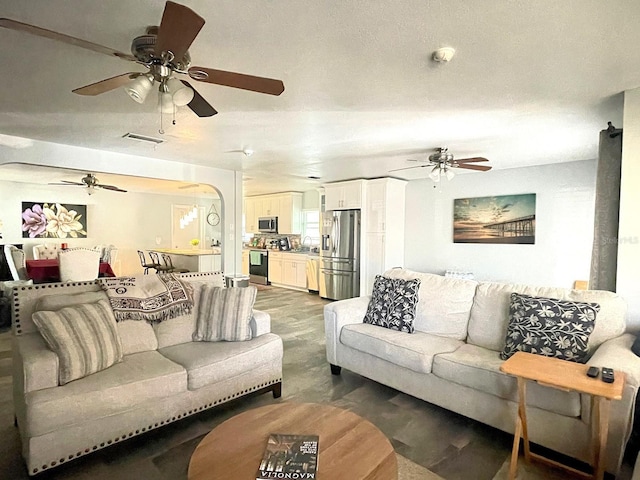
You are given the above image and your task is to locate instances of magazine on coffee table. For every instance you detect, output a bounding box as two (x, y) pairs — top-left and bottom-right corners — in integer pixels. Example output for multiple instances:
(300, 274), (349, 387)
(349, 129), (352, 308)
(256, 433), (319, 479)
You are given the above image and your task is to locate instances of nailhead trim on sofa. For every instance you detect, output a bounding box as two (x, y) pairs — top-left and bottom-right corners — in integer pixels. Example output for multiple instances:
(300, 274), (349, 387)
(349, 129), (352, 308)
(29, 378), (282, 474)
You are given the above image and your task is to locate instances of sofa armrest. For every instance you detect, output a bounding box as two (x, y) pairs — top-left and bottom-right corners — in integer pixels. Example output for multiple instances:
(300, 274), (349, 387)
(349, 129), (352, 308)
(251, 309), (271, 337)
(588, 333), (640, 387)
(582, 333), (640, 472)
(13, 333), (58, 393)
(324, 295), (371, 365)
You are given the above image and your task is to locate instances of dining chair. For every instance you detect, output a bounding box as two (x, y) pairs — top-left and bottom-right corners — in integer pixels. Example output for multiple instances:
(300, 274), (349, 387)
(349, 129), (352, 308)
(33, 243), (60, 260)
(58, 248), (100, 282)
(161, 253), (189, 273)
(137, 250), (159, 274)
(99, 244), (118, 264)
(3, 245), (30, 281)
(148, 251), (173, 274)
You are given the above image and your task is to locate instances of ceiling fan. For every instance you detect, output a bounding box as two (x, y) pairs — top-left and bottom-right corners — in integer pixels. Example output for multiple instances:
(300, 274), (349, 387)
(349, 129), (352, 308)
(49, 174), (127, 195)
(0, 1), (285, 118)
(389, 147), (492, 181)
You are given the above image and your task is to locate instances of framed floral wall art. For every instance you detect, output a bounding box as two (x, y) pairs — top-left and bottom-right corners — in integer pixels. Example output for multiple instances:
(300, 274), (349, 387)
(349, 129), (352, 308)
(22, 202), (87, 238)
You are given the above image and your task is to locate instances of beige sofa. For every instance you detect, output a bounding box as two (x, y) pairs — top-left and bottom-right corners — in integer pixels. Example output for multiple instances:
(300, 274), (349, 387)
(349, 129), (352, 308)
(10, 272), (283, 476)
(324, 268), (640, 476)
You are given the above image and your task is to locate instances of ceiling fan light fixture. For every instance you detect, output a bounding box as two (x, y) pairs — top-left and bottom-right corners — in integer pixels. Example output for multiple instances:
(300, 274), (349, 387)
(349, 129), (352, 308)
(166, 78), (194, 106)
(445, 168), (455, 181)
(85, 185), (96, 196)
(125, 74), (153, 104)
(428, 166), (441, 182)
(158, 91), (175, 114)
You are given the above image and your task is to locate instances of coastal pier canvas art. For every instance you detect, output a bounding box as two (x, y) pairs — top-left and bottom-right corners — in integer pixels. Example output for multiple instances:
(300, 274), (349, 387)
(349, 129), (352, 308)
(453, 194), (536, 244)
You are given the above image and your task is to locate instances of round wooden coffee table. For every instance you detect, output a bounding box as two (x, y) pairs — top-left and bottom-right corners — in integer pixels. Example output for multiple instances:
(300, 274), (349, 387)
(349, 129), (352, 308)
(188, 402), (397, 480)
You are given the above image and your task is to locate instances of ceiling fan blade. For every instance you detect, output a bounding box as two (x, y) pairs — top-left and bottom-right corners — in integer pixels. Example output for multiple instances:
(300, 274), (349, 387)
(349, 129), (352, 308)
(455, 157), (490, 163)
(181, 80), (217, 117)
(155, 1), (205, 61)
(388, 164), (430, 173)
(96, 184), (127, 192)
(49, 181), (83, 186)
(0, 18), (136, 61)
(72, 72), (142, 96)
(455, 164), (492, 171)
(188, 67), (285, 96)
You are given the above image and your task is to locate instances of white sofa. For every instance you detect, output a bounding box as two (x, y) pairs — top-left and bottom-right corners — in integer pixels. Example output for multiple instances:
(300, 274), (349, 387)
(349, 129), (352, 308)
(324, 268), (640, 476)
(10, 272), (283, 476)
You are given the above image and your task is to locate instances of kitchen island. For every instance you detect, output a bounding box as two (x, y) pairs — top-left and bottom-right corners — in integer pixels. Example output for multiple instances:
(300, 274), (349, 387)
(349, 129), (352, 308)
(153, 248), (222, 273)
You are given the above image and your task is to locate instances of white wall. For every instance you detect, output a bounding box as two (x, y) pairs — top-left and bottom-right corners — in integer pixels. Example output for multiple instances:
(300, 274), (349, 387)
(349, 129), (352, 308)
(618, 88), (640, 329)
(0, 180), (222, 276)
(404, 160), (596, 288)
(0, 139), (242, 274)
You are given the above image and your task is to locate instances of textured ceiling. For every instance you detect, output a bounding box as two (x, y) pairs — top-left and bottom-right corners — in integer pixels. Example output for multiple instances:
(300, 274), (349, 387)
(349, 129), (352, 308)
(0, 0), (638, 195)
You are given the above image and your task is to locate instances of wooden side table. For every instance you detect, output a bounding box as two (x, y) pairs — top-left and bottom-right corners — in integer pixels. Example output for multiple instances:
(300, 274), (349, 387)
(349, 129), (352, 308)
(500, 352), (624, 480)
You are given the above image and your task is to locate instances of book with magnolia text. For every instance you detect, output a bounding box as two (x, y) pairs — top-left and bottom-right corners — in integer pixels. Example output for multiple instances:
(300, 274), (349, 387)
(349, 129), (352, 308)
(256, 433), (319, 480)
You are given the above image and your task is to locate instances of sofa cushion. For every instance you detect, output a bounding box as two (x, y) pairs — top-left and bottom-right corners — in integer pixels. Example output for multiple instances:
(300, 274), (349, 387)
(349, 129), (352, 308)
(382, 268), (477, 340)
(159, 333), (283, 390)
(467, 282), (626, 353)
(25, 350), (187, 437)
(432, 343), (581, 417)
(363, 275), (421, 333)
(193, 286), (257, 342)
(500, 293), (598, 363)
(340, 323), (463, 374)
(32, 300), (123, 385)
(35, 291), (158, 355)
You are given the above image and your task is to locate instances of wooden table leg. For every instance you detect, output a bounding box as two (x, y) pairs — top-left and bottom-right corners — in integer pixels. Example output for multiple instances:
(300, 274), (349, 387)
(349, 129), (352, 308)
(593, 396), (611, 480)
(517, 378), (530, 462)
(509, 416), (522, 480)
(509, 377), (529, 479)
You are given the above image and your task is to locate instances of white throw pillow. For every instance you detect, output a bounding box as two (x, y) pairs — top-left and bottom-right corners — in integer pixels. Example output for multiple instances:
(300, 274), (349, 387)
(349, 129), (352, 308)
(193, 286), (257, 342)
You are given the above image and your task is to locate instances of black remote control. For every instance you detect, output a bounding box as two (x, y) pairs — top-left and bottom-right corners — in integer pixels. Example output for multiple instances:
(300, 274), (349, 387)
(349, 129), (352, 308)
(587, 366), (599, 378)
(602, 367), (615, 383)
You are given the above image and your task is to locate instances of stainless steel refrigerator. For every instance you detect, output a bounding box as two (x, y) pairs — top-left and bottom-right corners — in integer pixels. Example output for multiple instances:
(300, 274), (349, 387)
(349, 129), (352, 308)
(319, 209), (360, 300)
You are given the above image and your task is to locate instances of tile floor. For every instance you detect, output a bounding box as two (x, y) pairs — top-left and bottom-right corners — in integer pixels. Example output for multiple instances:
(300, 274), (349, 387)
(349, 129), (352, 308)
(0, 285), (636, 479)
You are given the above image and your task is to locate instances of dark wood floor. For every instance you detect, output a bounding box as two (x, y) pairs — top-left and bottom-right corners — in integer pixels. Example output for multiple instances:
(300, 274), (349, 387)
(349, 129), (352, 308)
(0, 285), (636, 479)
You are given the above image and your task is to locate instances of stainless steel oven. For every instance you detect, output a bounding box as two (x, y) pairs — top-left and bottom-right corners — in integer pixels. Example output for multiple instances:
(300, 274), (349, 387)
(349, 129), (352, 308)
(249, 249), (269, 285)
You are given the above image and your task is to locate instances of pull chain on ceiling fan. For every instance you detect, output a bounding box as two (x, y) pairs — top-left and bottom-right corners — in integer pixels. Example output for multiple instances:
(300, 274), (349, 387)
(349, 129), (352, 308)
(0, 1), (285, 131)
(389, 147), (492, 182)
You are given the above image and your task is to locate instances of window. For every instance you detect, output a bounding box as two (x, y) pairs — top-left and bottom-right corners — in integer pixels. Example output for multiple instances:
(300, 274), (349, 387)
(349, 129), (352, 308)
(302, 210), (320, 246)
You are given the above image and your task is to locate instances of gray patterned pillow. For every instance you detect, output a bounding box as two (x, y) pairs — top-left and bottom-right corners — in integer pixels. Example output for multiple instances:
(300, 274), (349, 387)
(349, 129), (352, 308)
(500, 293), (599, 363)
(193, 285), (257, 342)
(32, 299), (123, 385)
(363, 275), (421, 333)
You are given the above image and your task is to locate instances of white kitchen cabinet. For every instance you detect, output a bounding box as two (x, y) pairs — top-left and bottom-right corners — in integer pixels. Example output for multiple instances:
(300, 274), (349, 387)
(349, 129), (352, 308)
(361, 178), (407, 294)
(282, 255), (308, 289)
(324, 180), (363, 210)
(244, 192), (302, 234)
(276, 193), (302, 234)
(242, 250), (249, 275)
(244, 197), (257, 233)
(268, 251), (283, 284)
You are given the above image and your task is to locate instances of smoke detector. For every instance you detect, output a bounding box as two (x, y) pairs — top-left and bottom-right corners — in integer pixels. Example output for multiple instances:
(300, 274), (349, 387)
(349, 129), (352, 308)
(432, 47), (456, 62)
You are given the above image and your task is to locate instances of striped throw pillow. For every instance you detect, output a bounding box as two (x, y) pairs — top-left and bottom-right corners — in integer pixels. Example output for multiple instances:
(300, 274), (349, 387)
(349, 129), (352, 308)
(193, 286), (257, 342)
(32, 300), (123, 385)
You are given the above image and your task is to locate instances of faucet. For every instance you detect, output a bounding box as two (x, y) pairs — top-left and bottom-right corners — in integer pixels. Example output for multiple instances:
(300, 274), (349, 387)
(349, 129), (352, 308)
(302, 236), (312, 247)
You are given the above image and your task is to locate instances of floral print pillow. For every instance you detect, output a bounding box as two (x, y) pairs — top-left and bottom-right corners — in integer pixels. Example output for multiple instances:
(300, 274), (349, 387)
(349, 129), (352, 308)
(363, 275), (421, 333)
(500, 293), (600, 363)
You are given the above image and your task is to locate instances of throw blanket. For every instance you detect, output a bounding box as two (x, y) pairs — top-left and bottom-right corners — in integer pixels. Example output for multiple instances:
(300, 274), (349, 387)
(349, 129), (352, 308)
(101, 273), (194, 324)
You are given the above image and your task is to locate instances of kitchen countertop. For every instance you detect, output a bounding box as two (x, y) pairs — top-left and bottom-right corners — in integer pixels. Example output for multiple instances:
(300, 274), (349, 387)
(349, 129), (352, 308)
(154, 248), (221, 256)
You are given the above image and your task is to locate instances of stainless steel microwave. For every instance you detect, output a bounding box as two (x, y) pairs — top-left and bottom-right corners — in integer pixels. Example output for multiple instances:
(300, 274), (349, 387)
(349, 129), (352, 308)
(258, 216), (278, 233)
